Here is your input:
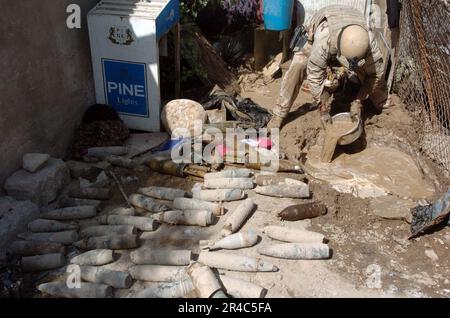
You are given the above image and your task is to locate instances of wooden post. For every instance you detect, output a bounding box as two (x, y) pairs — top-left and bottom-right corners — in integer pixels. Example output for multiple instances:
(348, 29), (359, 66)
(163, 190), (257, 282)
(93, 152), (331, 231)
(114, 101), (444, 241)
(173, 23), (181, 99)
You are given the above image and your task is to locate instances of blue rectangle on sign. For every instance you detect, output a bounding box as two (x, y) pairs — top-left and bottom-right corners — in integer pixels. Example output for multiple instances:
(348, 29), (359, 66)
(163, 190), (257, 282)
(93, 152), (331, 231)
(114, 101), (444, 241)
(102, 59), (149, 117)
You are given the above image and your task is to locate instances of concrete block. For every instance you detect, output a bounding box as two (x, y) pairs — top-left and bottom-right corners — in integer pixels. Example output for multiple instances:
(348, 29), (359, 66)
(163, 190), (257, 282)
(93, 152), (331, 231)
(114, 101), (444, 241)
(0, 197), (40, 250)
(4, 158), (70, 206)
(22, 153), (50, 173)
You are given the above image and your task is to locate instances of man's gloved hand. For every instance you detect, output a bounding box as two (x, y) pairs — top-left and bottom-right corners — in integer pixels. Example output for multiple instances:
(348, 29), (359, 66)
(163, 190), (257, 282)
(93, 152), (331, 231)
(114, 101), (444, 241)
(350, 99), (363, 119)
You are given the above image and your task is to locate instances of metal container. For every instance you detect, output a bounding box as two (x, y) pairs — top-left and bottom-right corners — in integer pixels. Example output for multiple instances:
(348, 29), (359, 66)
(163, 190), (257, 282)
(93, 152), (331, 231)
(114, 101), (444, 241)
(332, 112), (363, 146)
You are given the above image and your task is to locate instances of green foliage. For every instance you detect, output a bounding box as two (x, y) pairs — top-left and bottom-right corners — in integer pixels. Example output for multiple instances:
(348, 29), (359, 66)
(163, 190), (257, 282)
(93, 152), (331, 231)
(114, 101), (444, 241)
(180, 31), (207, 82)
(180, 0), (217, 23)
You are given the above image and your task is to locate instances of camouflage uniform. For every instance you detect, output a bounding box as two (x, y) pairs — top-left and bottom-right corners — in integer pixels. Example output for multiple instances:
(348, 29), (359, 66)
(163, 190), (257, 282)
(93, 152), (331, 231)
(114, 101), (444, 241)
(272, 5), (388, 119)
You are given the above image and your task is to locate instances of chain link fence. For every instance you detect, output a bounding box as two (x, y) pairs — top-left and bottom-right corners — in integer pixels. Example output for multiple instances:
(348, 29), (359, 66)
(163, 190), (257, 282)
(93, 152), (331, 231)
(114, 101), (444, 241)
(394, 0), (450, 172)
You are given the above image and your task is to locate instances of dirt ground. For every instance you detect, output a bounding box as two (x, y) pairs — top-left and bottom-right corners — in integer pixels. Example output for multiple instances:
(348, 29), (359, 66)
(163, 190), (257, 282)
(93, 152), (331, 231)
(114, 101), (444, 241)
(27, 71), (450, 299)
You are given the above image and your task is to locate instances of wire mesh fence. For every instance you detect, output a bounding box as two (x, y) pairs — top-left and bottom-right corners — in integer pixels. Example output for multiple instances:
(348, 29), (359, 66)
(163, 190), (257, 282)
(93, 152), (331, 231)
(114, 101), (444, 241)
(394, 0), (450, 172)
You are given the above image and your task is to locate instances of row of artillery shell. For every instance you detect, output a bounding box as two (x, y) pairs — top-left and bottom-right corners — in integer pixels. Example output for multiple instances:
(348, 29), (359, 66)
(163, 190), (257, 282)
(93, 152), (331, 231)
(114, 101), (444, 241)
(138, 186), (188, 201)
(173, 198), (222, 216)
(97, 215), (158, 232)
(40, 206), (97, 220)
(69, 188), (111, 200)
(221, 198), (256, 237)
(193, 189), (245, 202)
(152, 210), (214, 227)
(129, 194), (169, 212)
(73, 234), (138, 250)
(130, 249), (192, 266)
(204, 178), (255, 190)
(200, 231), (259, 250)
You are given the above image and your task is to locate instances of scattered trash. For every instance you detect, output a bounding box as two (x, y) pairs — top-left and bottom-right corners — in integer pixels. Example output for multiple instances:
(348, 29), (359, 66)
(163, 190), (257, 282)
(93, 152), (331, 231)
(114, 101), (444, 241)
(161, 99), (207, 138)
(87, 146), (129, 159)
(278, 202), (328, 221)
(410, 186), (450, 239)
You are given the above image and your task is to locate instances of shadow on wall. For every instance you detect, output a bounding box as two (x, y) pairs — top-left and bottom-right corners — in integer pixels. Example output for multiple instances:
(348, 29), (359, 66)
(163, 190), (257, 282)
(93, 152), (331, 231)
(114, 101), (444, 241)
(0, 0), (99, 191)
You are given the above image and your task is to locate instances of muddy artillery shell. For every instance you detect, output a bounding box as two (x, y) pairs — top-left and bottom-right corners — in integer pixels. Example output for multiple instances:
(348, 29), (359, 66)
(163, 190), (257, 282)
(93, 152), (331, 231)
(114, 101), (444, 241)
(18, 231), (79, 245)
(129, 265), (187, 282)
(41, 206), (97, 220)
(219, 275), (267, 298)
(106, 155), (135, 168)
(255, 174), (306, 186)
(153, 210), (214, 227)
(197, 251), (278, 272)
(80, 225), (136, 238)
(70, 188), (111, 200)
(204, 169), (252, 180)
(109, 207), (136, 216)
(28, 219), (78, 233)
(129, 194), (169, 213)
(193, 189), (245, 202)
(21, 253), (66, 272)
(9, 241), (66, 256)
(258, 243), (330, 260)
(255, 184), (310, 198)
(221, 199), (256, 237)
(204, 178), (255, 190)
(59, 197), (102, 209)
(38, 282), (112, 298)
(278, 202), (328, 221)
(80, 266), (132, 289)
(135, 277), (194, 298)
(74, 235), (139, 250)
(106, 215), (158, 232)
(130, 249), (192, 266)
(138, 186), (188, 201)
(188, 262), (227, 298)
(87, 146), (128, 159)
(262, 226), (325, 244)
(201, 232), (259, 250)
(173, 198), (222, 216)
(70, 249), (115, 266)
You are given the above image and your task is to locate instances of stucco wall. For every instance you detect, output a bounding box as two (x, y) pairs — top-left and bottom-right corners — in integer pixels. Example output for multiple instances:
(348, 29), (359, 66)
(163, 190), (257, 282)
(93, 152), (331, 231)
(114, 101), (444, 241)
(0, 0), (99, 189)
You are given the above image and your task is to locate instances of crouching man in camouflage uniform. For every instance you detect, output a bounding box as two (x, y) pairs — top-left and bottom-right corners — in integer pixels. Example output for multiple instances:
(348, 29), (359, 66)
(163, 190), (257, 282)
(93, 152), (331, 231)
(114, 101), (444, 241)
(267, 5), (389, 129)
